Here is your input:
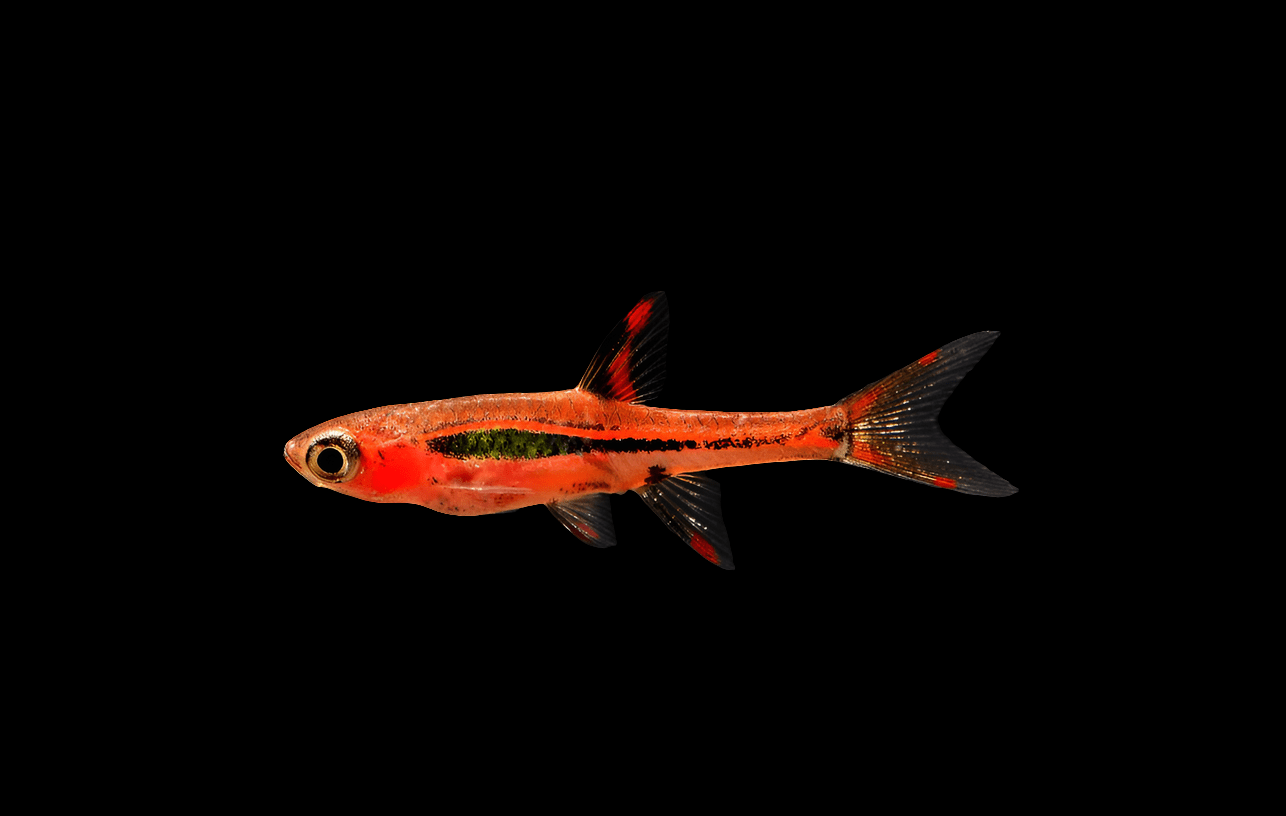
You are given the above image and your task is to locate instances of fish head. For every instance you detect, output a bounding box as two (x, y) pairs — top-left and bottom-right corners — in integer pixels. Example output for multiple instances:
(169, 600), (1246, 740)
(284, 412), (438, 506)
(284, 422), (366, 493)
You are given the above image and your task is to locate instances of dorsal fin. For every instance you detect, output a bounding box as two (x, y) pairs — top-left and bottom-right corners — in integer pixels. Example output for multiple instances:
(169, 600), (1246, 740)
(577, 292), (668, 404)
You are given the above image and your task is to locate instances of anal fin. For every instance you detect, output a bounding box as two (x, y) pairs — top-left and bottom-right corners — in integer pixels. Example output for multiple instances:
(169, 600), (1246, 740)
(548, 494), (617, 548)
(635, 473), (734, 569)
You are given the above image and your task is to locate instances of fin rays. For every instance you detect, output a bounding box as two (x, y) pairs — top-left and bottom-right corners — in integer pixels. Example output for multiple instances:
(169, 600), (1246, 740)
(548, 474), (735, 569)
(836, 331), (1016, 496)
(547, 494), (617, 548)
(558, 303), (1012, 567)
(577, 292), (668, 404)
(635, 473), (734, 569)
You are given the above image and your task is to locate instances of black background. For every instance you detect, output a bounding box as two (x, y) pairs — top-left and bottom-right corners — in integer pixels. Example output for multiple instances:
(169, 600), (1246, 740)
(86, 30), (1107, 786)
(269, 274), (1029, 596)
(229, 82), (1061, 705)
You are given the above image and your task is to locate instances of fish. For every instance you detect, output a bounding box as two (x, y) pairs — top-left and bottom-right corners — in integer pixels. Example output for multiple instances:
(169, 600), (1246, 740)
(283, 292), (1015, 569)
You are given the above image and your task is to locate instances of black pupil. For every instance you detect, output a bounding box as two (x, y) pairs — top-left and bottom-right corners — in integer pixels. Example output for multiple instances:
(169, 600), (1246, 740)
(317, 447), (345, 474)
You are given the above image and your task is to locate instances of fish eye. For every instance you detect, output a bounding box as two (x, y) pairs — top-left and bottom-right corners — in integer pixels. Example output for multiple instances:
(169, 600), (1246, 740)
(305, 431), (361, 483)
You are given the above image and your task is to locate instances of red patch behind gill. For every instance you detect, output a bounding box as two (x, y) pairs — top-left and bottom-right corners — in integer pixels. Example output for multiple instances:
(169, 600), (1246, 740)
(364, 443), (424, 495)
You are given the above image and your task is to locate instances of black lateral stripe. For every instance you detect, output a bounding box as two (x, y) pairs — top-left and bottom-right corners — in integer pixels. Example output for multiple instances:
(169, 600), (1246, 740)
(427, 428), (706, 460)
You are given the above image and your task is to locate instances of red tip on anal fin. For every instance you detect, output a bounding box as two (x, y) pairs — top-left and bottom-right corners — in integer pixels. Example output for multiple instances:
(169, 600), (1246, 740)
(690, 533), (719, 564)
(547, 494), (618, 548)
(933, 476), (958, 489)
(918, 349), (940, 366)
(577, 293), (669, 404)
(635, 473), (735, 570)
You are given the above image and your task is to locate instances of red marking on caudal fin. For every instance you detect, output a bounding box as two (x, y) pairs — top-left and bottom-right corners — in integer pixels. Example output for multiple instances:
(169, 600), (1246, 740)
(690, 533), (719, 565)
(850, 442), (891, 467)
(850, 385), (883, 418)
(835, 333), (1016, 497)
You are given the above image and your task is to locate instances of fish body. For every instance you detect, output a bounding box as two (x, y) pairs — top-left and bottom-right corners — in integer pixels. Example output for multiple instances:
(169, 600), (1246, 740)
(285, 390), (842, 514)
(284, 293), (1015, 569)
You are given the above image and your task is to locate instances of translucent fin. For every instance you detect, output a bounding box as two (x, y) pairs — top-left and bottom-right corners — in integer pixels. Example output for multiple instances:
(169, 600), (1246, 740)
(547, 494), (617, 548)
(836, 331), (1016, 497)
(577, 292), (668, 404)
(635, 473), (734, 569)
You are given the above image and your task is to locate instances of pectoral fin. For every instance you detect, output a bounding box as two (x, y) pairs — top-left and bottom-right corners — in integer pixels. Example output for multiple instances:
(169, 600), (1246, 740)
(547, 494), (617, 548)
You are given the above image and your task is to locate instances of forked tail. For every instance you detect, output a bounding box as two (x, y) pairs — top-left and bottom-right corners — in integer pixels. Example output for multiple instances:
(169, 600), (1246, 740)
(835, 331), (1016, 496)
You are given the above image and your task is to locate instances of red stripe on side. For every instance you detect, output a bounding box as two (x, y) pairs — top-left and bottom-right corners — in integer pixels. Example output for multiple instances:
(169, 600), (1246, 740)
(364, 444), (422, 494)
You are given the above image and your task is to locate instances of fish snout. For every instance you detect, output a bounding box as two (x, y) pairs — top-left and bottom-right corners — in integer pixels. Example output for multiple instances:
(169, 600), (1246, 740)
(283, 439), (303, 474)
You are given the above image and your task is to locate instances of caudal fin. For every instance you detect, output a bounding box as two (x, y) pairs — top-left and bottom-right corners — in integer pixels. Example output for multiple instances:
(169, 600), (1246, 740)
(835, 332), (1016, 497)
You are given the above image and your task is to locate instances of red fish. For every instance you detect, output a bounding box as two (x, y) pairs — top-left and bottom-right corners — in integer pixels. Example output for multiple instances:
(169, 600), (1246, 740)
(283, 292), (1015, 569)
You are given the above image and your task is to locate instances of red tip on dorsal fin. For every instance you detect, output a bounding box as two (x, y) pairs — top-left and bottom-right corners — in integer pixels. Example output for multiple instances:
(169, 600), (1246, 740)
(577, 292), (669, 404)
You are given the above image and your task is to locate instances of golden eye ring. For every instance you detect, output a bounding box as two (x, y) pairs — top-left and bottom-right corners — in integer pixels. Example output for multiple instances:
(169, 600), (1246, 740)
(305, 430), (361, 483)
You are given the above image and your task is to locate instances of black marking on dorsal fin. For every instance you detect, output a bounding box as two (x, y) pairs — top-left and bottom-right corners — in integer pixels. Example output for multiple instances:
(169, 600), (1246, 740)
(577, 292), (668, 404)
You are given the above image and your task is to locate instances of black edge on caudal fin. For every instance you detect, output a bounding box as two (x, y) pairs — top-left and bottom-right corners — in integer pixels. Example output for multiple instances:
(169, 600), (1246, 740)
(548, 494), (617, 548)
(577, 292), (669, 404)
(836, 331), (1016, 497)
(635, 473), (734, 569)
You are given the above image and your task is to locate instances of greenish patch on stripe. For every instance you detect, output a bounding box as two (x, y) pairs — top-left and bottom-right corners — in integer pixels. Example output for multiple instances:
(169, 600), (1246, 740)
(430, 428), (699, 460)
(441, 428), (572, 460)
